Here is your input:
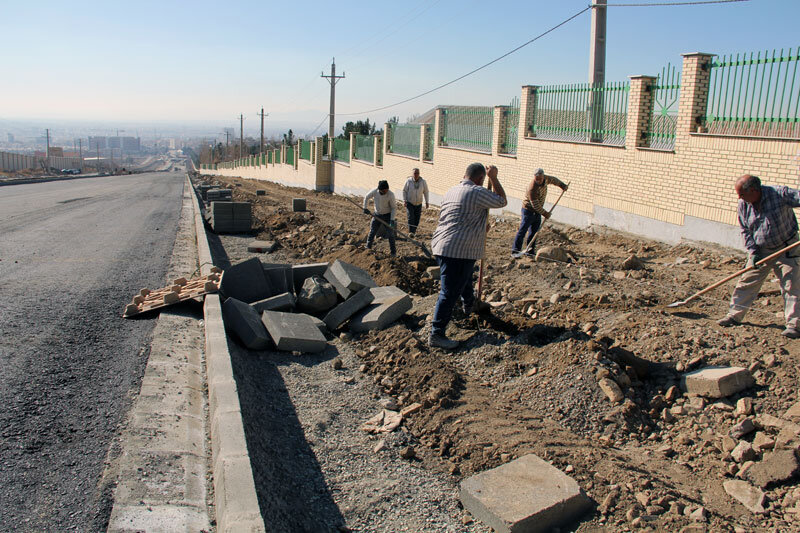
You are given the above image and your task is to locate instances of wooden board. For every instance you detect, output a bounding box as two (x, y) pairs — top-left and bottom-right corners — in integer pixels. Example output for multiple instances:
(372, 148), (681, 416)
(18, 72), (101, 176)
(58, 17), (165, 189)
(123, 267), (223, 317)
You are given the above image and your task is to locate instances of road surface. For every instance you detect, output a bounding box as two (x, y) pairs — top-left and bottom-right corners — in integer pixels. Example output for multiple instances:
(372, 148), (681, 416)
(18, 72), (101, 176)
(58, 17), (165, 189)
(0, 172), (185, 531)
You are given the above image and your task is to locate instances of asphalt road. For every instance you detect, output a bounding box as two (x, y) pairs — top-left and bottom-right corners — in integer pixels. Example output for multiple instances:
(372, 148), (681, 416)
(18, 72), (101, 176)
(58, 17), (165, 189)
(0, 172), (185, 531)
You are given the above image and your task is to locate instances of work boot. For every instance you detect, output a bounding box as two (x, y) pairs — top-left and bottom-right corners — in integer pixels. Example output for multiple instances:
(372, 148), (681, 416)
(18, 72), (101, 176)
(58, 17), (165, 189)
(429, 333), (459, 350)
(782, 327), (800, 339)
(717, 316), (739, 327)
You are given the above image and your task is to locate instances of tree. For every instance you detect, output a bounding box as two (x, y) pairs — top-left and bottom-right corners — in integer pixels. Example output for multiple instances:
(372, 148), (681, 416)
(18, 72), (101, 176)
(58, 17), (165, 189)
(339, 119), (376, 139)
(283, 129), (295, 145)
(387, 116), (399, 124)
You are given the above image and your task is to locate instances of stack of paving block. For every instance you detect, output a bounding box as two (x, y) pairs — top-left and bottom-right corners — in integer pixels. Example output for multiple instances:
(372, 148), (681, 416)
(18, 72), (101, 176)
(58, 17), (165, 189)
(206, 188), (232, 202)
(219, 257), (412, 354)
(208, 201), (251, 233)
(197, 184), (214, 200)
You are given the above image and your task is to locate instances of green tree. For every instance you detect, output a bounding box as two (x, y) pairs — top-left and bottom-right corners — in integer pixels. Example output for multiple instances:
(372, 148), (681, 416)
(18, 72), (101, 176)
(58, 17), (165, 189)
(283, 129), (295, 145)
(339, 119), (376, 138)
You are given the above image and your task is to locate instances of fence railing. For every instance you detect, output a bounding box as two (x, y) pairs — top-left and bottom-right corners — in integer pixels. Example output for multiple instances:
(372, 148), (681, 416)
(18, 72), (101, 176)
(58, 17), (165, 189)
(299, 140), (311, 161)
(647, 63), (681, 151)
(274, 149), (281, 164)
(354, 134), (374, 163)
(268, 151), (272, 163)
(705, 47), (800, 139)
(531, 82), (629, 146)
(501, 97), (520, 155)
(286, 145), (295, 166)
(333, 138), (350, 163)
(423, 124), (434, 161)
(388, 124), (420, 157)
(441, 107), (493, 153)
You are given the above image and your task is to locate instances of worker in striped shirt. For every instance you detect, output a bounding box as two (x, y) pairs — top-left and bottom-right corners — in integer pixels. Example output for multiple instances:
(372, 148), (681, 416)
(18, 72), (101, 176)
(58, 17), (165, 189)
(363, 180), (397, 256)
(429, 163), (507, 349)
(512, 168), (568, 256)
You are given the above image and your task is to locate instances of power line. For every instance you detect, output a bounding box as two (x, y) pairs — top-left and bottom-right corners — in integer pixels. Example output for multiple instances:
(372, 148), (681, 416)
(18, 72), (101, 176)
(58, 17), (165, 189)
(604, 0), (748, 6)
(338, 6), (592, 117)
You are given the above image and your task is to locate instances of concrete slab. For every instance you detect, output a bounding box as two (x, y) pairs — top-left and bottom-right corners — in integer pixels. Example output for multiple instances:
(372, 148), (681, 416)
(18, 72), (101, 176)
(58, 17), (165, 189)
(682, 366), (755, 398)
(292, 198), (306, 211)
(460, 454), (590, 533)
(323, 287), (375, 330)
(222, 297), (272, 350)
(349, 293), (412, 333)
(247, 240), (277, 253)
(220, 257), (273, 303)
(252, 292), (295, 313)
(263, 265), (293, 296)
(367, 285), (407, 304)
(261, 311), (328, 352)
(324, 259), (377, 299)
(291, 262), (329, 293)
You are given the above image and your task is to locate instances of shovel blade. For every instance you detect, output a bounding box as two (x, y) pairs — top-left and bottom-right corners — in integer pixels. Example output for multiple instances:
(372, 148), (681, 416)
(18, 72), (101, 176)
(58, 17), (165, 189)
(666, 300), (688, 308)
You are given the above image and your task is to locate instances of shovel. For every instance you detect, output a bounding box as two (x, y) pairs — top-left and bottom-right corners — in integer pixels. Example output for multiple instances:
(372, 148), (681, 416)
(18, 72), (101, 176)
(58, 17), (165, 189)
(342, 194), (433, 259)
(666, 240), (800, 308)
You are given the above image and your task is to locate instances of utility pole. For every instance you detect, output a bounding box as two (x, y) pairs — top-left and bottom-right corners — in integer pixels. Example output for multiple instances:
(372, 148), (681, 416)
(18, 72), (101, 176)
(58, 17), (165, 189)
(78, 138), (83, 169)
(45, 128), (50, 158)
(258, 107), (268, 154)
(96, 144), (100, 172)
(321, 58), (345, 141)
(239, 114), (244, 159)
(587, 0), (607, 142)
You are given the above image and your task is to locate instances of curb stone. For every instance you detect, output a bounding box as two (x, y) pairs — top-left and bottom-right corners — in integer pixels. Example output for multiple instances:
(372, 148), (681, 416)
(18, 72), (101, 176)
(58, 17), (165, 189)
(189, 176), (266, 532)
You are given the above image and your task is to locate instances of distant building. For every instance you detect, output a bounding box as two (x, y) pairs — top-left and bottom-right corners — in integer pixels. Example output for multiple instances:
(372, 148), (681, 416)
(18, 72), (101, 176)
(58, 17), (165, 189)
(121, 136), (140, 153)
(7, 133), (14, 143)
(108, 137), (121, 149)
(49, 147), (64, 157)
(88, 136), (107, 150)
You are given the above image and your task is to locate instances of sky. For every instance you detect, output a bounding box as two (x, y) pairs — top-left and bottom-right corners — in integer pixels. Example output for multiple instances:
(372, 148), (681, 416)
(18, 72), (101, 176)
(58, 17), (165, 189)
(2, 0), (799, 138)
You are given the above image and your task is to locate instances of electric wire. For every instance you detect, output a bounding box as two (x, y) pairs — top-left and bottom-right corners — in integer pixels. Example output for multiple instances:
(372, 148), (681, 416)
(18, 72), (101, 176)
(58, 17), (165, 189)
(604, 0), (748, 6)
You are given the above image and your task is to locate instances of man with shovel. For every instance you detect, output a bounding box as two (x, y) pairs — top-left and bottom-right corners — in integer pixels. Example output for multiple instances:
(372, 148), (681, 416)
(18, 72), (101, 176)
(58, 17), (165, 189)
(512, 168), (568, 256)
(717, 174), (800, 338)
(428, 163), (506, 349)
(363, 179), (397, 256)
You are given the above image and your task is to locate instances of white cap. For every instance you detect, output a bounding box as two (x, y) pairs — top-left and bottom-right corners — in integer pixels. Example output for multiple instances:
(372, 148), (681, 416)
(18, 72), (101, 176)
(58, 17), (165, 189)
(534, 168), (544, 176)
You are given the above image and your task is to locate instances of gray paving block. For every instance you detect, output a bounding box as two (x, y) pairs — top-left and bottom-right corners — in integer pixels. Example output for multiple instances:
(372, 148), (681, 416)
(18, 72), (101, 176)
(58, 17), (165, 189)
(247, 240), (277, 253)
(261, 311), (327, 353)
(292, 262), (329, 293)
(349, 293), (412, 332)
(324, 259), (377, 299)
(303, 313), (329, 336)
(222, 297), (272, 350)
(252, 292), (295, 313)
(220, 257), (273, 303)
(263, 266), (292, 296)
(256, 190), (266, 196)
(682, 366), (755, 398)
(367, 285), (408, 304)
(460, 454), (590, 533)
(292, 198), (306, 211)
(323, 287), (375, 330)
(211, 201), (233, 214)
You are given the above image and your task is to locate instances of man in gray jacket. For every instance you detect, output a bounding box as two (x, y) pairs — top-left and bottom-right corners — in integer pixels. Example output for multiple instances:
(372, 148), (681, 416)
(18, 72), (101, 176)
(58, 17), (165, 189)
(402, 168), (429, 235)
(363, 179), (397, 256)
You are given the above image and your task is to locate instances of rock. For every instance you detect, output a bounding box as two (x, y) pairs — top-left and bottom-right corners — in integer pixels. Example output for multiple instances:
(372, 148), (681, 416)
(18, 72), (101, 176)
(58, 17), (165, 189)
(682, 366), (755, 398)
(297, 275), (338, 314)
(291, 262), (329, 292)
(737, 397), (754, 416)
(745, 449), (800, 488)
(332, 357), (343, 370)
(621, 254), (644, 270)
(535, 246), (571, 264)
(379, 398), (399, 411)
(339, 331), (353, 342)
(459, 454), (590, 533)
(665, 385), (681, 402)
(785, 401), (800, 419)
(400, 446), (416, 460)
(689, 506), (708, 522)
(373, 440), (387, 453)
(550, 293), (563, 304)
(731, 441), (757, 463)
(723, 480), (767, 514)
(400, 403), (422, 417)
(260, 311), (328, 353)
(612, 270), (627, 280)
(730, 418), (756, 439)
(361, 410), (403, 434)
(598, 377), (624, 403)
(721, 436), (737, 453)
(752, 432), (776, 452)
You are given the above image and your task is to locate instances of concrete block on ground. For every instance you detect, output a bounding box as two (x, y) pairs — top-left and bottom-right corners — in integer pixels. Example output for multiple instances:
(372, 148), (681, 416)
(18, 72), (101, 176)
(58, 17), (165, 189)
(744, 449), (800, 488)
(324, 259), (377, 300)
(263, 266), (293, 296)
(723, 480), (766, 514)
(252, 292), (295, 313)
(261, 311), (328, 353)
(256, 190), (265, 196)
(297, 275), (338, 314)
(349, 291), (412, 333)
(682, 366), (755, 398)
(460, 454), (590, 533)
(367, 285), (408, 304)
(323, 287), (375, 330)
(302, 313), (329, 336)
(221, 297), (272, 350)
(220, 257), (273, 303)
(291, 262), (329, 293)
(247, 240), (277, 253)
(292, 198), (306, 211)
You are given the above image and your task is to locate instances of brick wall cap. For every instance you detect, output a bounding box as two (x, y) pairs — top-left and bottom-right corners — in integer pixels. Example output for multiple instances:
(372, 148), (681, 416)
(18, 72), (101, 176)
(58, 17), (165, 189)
(681, 52), (715, 58)
(629, 75), (658, 80)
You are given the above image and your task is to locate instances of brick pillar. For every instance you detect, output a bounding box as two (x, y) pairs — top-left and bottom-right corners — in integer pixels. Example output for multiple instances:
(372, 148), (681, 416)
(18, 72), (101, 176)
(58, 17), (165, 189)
(311, 141), (316, 165)
(383, 122), (392, 158)
(418, 124), (425, 160)
(315, 136), (331, 191)
(314, 137), (325, 164)
(676, 52), (714, 147)
(491, 106), (504, 157)
(520, 85), (539, 139)
(626, 75), (657, 150)
(373, 135), (381, 167)
(349, 132), (357, 161)
(281, 144), (286, 165)
(433, 109), (443, 152)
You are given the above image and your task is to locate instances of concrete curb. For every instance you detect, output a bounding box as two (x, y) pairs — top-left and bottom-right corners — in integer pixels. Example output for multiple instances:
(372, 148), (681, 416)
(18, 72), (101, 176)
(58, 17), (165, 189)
(187, 176), (266, 532)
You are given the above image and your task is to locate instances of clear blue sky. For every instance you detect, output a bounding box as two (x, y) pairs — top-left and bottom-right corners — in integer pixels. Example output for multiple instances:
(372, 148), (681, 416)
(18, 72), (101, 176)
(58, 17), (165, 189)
(2, 0), (798, 136)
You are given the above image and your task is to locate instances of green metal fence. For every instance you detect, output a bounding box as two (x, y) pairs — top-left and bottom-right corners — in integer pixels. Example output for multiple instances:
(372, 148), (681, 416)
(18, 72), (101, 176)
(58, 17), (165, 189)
(354, 134), (374, 163)
(423, 123), (434, 161)
(500, 97), (520, 154)
(531, 82), (629, 146)
(299, 140), (311, 161)
(441, 107), (493, 153)
(705, 47), (800, 138)
(286, 145), (295, 166)
(268, 151), (272, 163)
(333, 138), (350, 163)
(274, 149), (281, 164)
(646, 63), (681, 150)
(388, 123), (421, 157)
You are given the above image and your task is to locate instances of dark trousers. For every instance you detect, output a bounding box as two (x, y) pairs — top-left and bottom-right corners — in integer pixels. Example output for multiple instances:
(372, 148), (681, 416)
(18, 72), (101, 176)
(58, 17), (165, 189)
(366, 213), (396, 255)
(406, 202), (422, 234)
(431, 256), (476, 337)
(512, 208), (542, 253)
